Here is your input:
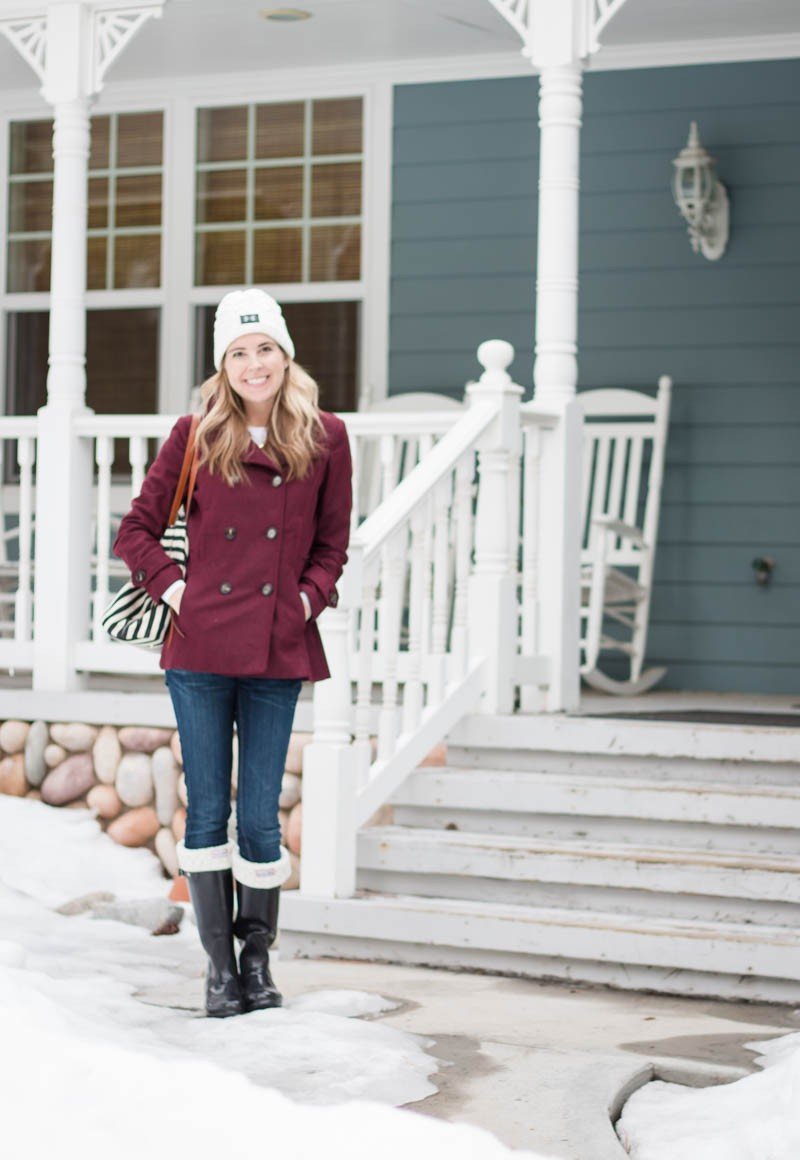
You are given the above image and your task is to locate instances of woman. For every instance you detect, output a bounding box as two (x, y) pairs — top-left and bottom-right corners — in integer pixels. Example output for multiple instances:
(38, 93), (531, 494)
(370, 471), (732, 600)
(114, 288), (352, 1018)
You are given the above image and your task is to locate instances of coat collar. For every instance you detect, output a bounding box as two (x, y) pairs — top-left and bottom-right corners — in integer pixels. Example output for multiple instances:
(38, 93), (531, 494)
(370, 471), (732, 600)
(241, 440), (283, 473)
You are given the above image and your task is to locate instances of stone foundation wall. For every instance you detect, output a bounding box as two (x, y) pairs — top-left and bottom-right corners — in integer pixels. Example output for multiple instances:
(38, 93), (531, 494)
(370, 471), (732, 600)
(0, 719), (309, 889)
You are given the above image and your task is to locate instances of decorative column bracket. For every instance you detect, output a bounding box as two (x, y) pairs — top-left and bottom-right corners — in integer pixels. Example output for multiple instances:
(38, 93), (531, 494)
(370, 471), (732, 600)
(0, 15), (47, 84)
(486, 0), (629, 61)
(0, 1), (162, 99)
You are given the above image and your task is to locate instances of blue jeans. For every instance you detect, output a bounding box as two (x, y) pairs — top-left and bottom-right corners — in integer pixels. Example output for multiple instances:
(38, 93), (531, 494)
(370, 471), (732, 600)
(165, 670), (302, 864)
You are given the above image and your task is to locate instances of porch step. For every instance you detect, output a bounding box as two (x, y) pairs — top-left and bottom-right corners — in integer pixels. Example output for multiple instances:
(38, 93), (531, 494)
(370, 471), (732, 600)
(389, 767), (800, 851)
(356, 826), (800, 924)
(280, 892), (800, 1004)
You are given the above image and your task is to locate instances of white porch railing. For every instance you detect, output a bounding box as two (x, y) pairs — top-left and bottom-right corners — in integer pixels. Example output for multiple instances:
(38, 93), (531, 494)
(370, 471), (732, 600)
(300, 341), (580, 897)
(0, 418), (38, 673)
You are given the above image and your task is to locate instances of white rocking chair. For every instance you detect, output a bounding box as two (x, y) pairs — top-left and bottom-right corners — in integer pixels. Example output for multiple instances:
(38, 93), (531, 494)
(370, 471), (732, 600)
(578, 376), (672, 695)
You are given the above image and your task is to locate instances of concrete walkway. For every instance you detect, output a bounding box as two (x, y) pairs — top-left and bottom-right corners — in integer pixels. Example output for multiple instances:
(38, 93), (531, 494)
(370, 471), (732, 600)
(274, 957), (798, 1158)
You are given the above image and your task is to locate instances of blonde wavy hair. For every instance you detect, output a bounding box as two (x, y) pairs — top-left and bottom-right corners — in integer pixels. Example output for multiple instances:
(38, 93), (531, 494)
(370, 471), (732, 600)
(196, 358), (325, 485)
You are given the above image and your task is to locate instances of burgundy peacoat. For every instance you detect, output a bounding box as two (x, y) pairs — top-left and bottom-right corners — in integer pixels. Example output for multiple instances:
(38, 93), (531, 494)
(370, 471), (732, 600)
(113, 411), (352, 680)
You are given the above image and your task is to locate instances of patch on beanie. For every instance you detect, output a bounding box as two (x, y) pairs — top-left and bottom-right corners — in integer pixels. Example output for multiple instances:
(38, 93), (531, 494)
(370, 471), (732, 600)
(240, 313), (260, 323)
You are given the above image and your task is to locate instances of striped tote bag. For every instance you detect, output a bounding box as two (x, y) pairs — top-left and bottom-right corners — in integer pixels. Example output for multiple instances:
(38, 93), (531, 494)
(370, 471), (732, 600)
(102, 416), (199, 650)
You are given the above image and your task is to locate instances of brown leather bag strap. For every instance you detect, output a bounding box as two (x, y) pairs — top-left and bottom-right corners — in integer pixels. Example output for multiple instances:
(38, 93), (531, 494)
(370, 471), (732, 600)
(167, 414), (200, 527)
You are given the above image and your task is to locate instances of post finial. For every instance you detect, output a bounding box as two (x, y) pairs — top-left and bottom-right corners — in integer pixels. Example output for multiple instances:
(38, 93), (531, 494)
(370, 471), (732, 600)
(477, 339), (515, 381)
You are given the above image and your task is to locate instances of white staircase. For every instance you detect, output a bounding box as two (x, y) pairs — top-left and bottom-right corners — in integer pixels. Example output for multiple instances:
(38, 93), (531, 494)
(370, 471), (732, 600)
(282, 713), (800, 1003)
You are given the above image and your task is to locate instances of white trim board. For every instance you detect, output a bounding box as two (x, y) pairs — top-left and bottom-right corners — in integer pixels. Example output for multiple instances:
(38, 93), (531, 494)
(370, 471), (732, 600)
(0, 33), (799, 115)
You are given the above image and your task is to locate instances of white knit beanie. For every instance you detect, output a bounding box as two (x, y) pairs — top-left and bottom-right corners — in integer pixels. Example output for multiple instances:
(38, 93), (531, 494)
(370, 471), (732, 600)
(213, 288), (295, 369)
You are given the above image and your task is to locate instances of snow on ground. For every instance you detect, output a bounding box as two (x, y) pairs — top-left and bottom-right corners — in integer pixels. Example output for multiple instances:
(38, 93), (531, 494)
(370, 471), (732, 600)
(616, 1029), (800, 1160)
(0, 796), (551, 1159)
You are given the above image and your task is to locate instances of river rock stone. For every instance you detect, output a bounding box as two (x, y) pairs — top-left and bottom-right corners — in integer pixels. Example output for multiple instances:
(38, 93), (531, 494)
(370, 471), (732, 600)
(86, 784), (123, 820)
(93, 725), (121, 785)
(285, 731), (311, 775)
(23, 720), (48, 787)
(0, 719), (29, 755)
(44, 743), (67, 768)
(169, 730), (182, 765)
(177, 773), (187, 808)
(41, 753), (95, 805)
(107, 807), (159, 847)
(171, 806), (186, 841)
(25, 788), (42, 801)
(49, 723), (98, 753)
(90, 897), (183, 933)
(155, 827), (178, 877)
(118, 726), (174, 754)
(286, 802), (302, 856)
(0, 754), (26, 797)
(116, 752), (153, 807)
(56, 891), (116, 916)
(152, 747), (179, 825)
(284, 851), (300, 891)
(420, 741), (447, 767)
(279, 772), (301, 810)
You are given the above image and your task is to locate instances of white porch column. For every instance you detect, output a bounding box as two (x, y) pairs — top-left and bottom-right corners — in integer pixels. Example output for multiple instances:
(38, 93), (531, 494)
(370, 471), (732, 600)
(531, 60), (583, 711)
(0, 1), (162, 689)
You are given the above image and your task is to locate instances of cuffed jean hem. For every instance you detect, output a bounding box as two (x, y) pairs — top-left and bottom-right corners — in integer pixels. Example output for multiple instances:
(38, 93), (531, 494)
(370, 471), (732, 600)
(176, 839), (233, 874)
(232, 846), (292, 889)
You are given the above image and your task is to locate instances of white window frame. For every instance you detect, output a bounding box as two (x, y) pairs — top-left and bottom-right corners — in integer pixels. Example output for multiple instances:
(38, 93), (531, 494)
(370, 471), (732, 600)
(0, 73), (392, 417)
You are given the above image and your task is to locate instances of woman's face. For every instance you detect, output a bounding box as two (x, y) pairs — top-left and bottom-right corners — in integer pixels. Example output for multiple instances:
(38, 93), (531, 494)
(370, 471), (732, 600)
(223, 332), (289, 421)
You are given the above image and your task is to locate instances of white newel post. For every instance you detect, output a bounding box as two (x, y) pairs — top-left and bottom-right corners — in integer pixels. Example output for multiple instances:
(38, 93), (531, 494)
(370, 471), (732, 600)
(300, 603), (357, 898)
(466, 341), (522, 716)
(0, 1), (163, 690)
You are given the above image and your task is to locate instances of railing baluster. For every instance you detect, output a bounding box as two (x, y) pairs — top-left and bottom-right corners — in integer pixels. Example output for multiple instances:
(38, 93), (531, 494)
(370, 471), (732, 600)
(93, 435), (114, 642)
(353, 560), (378, 788)
(402, 506), (426, 734)
(129, 435), (148, 501)
(520, 423), (542, 710)
(377, 532), (404, 761)
(451, 455), (472, 677)
(428, 473), (451, 703)
(15, 437), (35, 643)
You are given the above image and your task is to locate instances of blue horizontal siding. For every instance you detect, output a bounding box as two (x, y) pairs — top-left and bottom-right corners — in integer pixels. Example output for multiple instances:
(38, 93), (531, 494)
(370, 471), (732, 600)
(391, 59), (800, 693)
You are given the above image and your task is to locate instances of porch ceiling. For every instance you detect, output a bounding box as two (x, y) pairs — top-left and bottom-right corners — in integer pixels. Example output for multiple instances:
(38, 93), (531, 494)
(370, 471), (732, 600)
(0, 0), (799, 92)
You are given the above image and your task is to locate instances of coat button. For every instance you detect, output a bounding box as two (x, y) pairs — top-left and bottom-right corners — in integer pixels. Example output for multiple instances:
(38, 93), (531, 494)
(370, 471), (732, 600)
(219, 582), (232, 595)
(265, 527), (278, 540)
(134, 570), (145, 583)
(224, 527), (237, 540)
(272, 475), (282, 488)
(261, 583), (273, 596)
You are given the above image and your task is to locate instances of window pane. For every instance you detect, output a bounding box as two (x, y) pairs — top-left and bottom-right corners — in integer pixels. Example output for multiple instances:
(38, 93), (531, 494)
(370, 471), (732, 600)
(8, 180), (53, 232)
(254, 166), (303, 221)
(117, 112), (163, 168)
(7, 239), (51, 292)
(196, 169), (247, 224)
(312, 99), (362, 156)
(6, 309), (159, 415)
(255, 102), (304, 159)
(253, 228), (302, 283)
(193, 300), (358, 411)
(311, 162), (360, 218)
(310, 224), (360, 281)
(88, 176), (108, 229)
(197, 107), (248, 163)
(9, 120), (52, 175)
(196, 230), (246, 285)
(115, 173), (162, 227)
(114, 234), (160, 288)
(87, 236), (107, 290)
(90, 116), (110, 170)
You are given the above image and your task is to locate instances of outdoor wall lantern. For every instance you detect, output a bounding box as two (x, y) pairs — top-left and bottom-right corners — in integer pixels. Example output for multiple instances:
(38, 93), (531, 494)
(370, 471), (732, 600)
(671, 122), (730, 261)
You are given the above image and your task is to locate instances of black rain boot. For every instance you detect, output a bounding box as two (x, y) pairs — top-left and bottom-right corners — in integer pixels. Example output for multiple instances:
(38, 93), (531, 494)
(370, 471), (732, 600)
(187, 868), (244, 1018)
(234, 881), (282, 1011)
